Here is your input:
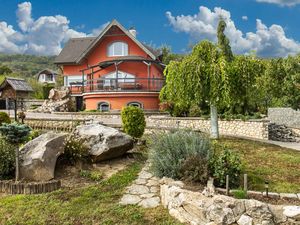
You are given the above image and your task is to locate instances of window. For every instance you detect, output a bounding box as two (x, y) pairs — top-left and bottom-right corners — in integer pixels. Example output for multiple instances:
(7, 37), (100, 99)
(102, 71), (135, 87)
(64, 75), (86, 87)
(108, 42), (128, 57)
(98, 102), (110, 112)
(127, 101), (143, 109)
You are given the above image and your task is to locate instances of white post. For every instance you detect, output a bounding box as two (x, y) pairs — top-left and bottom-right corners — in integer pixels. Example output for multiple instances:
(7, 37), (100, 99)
(210, 104), (219, 139)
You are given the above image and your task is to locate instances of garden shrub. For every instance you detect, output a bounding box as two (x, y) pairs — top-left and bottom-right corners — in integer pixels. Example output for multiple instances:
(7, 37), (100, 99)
(149, 130), (211, 183)
(210, 148), (242, 188)
(121, 106), (146, 138)
(0, 138), (15, 179)
(188, 105), (202, 117)
(64, 134), (89, 165)
(0, 112), (11, 125)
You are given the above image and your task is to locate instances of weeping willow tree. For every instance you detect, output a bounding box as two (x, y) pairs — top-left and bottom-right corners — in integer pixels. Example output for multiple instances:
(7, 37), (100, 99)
(160, 41), (230, 138)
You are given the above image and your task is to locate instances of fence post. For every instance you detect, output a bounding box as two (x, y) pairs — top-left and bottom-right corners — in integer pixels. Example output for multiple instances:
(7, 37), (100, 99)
(244, 174), (248, 197)
(226, 175), (229, 195)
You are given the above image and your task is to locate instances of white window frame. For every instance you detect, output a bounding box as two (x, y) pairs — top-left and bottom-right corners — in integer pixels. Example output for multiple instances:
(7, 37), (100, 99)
(127, 101), (143, 109)
(64, 75), (87, 87)
(107, 41), (128, 57)
(102, 71), (135, 86)
(98, 102), (110, 112)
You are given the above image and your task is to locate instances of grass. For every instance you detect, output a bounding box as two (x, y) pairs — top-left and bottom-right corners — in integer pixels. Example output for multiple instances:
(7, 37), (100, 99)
(217, 137), (300, 193)
(0, 161), (182, 225)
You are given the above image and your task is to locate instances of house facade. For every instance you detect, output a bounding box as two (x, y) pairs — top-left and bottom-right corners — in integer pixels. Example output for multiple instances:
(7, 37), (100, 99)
(54, 20), (165, 112)
(37, 69), (57, 84)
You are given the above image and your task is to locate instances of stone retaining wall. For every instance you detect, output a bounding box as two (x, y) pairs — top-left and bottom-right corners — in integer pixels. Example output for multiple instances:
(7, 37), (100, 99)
(268, 107), (300, 128)
(160, 178), (300, 225)
(0, 180), (61, 194)
(23, 115), (269, 140)
(147, 117), (269, 140)
(25, 118), (87, 132)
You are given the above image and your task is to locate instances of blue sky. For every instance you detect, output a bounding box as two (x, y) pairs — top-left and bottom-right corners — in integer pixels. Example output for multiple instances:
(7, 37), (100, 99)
(0, 0), (300, 57)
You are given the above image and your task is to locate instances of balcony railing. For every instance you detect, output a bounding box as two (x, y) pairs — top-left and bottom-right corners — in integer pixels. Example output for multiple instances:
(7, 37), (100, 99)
(69, 77), (165, 94)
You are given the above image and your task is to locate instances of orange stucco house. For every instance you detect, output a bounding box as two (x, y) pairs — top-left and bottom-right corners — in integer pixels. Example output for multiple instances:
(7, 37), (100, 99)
(54, 20), (165, 112)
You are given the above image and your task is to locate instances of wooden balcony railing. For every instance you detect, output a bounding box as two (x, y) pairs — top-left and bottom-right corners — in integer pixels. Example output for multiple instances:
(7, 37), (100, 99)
(69, 77), (165, 94)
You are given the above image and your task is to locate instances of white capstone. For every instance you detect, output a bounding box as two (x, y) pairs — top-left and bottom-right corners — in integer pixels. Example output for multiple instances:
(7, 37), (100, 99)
(238, 214), (253, 225)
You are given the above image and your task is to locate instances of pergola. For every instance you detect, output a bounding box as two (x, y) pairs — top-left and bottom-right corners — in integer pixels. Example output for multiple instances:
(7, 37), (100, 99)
(0, 77), (33, 121)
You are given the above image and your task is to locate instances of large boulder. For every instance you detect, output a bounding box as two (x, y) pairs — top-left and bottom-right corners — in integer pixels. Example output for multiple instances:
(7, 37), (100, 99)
(73, 123), (134, 162)
(19, 132), (67, 181)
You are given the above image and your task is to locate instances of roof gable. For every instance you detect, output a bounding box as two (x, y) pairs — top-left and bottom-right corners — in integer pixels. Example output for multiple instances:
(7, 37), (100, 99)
(55, 20), (158, 65)
(0, 77), (33, 92)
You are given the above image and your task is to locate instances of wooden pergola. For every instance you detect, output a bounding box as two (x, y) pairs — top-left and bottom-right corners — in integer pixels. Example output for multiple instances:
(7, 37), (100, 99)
(0, 77), (33, 121)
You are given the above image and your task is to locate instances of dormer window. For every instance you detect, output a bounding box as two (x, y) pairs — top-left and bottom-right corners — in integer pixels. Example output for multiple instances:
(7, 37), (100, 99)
(108, 41), (128, 57)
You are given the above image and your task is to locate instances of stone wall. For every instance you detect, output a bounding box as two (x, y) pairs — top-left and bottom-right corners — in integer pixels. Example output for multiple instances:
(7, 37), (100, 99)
(160, 178), (300, 225)
(25, 118), (87, 132)
(23, 114), (269, 140)
(147, 116), (269, 140)
(268, 107), (300, 128)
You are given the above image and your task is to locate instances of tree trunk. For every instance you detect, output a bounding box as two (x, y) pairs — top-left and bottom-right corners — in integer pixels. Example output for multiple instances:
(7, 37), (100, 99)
(15, 146), (19, 182)
(210, 104), (219, 139)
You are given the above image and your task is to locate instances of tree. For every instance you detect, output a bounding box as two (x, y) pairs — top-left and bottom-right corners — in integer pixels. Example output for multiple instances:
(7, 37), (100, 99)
(217, 18), (234, 62)
(0, 123), (31, 181)
(0, 64), (12, 75)
(160, 40), (230, 138)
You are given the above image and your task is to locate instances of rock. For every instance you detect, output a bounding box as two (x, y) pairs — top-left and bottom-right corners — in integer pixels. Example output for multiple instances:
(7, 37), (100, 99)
(245, 200), (274, 224)
(268, 205), (287, 224)
(237, 214), (253, 225)
(127, 184), (150, 195)
(268, 123), (299, 142)
(283, 206), (300, 220)
(138, 196), (160, 208)
(206, 204), (236, 224)
(202, 177), (215, 197)
(48, 88), (69, 101)
(32, 87), (73, 113)
(138, 171), (153, 179)
(19, 132), (67, 181)
(73, 123), (133, 162)
(120, 194), (141, 205)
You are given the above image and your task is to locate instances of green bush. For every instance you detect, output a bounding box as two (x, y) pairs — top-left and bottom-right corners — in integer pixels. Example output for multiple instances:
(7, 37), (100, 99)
(0, 112), (11, 125)
(121, 106), (146, 138)
(0, 138), (15, 179)
(188, 105), (202, 117)
(210, 148), (242, 188)
(232, 189), (248, 199)
(149, 130), (211, 183)
(64, 134), (89, 165)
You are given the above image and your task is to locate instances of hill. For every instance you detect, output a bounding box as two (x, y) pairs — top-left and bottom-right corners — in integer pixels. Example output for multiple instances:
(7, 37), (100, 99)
(0, 53), (57, 79)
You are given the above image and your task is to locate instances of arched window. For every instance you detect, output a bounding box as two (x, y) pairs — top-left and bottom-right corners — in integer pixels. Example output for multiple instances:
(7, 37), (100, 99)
(127, 101), (143, 109)
(98, 102), (110, 112)
(107, 41), (128, 57)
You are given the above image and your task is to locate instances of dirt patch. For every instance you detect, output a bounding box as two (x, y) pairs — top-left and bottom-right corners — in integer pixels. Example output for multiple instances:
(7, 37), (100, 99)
(55, 153), (136, 188)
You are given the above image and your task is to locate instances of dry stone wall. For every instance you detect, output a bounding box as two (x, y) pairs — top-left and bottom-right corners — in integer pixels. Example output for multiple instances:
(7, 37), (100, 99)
(24, 114), (269, 140)
(268, 107), (300, 128)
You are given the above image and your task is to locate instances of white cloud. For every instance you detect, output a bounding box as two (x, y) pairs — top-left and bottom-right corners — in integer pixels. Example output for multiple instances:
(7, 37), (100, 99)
(166, 6), (300, 57)
(256, 0), (300, 6)
(0, 2), (108, 55)
(242, 16), (248, 21)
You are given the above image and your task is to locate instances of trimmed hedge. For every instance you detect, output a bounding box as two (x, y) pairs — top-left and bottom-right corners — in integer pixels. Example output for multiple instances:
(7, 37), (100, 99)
(121, 106), (146, 138)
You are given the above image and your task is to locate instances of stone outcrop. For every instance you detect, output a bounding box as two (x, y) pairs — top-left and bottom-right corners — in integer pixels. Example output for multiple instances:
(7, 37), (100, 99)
(19, 132), (67, 181)
(73, 123), (133, 162)
(268, 123), (300, 142)
(160, 178), (299, 225)
(32, 87), (74, 113)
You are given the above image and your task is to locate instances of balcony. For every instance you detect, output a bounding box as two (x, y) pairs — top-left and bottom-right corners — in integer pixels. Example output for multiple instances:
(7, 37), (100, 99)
(69, 77), (165, 95)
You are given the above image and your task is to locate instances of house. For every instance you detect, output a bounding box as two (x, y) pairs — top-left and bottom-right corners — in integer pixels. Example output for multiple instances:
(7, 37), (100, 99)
(54, 20), (165, 112)
(37, 69), (57, 84)
(0, 77), (33, 117)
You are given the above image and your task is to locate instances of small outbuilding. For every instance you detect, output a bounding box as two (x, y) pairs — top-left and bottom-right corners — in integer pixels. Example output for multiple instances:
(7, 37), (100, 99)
(0, 77), (33, 119)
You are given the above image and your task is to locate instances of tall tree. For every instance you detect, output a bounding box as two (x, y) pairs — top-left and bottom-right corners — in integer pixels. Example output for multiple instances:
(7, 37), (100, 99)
(160, 41), (230, 138)
(217, 18), (234, 62)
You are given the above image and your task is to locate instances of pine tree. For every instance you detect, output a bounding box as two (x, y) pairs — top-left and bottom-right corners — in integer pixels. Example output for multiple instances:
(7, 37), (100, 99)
(217, 18), (234, 62)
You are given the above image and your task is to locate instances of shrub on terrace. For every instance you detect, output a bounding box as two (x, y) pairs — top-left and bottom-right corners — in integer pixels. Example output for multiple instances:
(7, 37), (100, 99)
(121, 106), (146, 138)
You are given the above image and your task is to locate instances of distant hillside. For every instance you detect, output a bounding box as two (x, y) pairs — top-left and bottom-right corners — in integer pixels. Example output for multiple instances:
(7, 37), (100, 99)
(0, 53), (57, 79)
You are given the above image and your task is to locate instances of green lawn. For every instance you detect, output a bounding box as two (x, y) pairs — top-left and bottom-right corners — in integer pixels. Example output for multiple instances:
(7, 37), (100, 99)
(218, 138), (300, 193)
(0, 161), (182, 225)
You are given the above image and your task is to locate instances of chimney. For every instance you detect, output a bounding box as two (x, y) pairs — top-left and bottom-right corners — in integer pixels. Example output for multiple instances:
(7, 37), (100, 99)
(129, 26), (137, 38)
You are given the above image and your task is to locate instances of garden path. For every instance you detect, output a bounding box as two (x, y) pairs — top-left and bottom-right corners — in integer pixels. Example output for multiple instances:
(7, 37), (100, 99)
(119, 162), (161, 208)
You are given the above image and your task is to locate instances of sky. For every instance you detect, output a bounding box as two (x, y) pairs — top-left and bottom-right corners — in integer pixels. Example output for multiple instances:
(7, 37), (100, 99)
(0, 0), (300, 57)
